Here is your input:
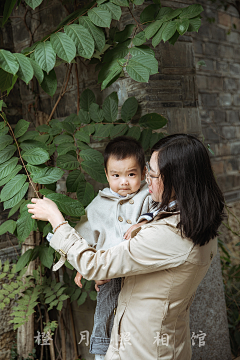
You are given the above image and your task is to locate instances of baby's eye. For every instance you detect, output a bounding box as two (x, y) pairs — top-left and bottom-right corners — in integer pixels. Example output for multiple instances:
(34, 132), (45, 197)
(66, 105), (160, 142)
(113, 174), (119, 177)
(128, 173), (136, 177)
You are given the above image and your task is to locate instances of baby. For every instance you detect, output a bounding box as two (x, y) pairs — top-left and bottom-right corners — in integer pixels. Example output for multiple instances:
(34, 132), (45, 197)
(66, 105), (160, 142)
(73, 136), (158, 360)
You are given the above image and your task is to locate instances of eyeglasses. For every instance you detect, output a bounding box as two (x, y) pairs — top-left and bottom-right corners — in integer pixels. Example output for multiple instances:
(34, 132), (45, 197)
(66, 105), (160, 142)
(145, 161), (160, 185)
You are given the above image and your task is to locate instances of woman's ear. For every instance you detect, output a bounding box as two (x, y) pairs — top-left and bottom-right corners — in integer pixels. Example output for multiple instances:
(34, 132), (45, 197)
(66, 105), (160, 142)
(141, 166), (146, 181)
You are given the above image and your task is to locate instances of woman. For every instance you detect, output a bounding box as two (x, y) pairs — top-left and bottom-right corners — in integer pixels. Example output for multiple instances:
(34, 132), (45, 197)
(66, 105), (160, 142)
(28, 134), (224, 360)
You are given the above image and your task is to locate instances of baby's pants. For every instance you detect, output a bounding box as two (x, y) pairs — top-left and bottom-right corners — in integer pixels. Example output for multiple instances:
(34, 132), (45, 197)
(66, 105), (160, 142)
(95, 355), (105, 360)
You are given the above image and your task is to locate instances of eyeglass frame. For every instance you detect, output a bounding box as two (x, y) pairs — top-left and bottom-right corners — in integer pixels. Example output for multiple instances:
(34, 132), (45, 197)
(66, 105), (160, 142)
(145, 161), (160, 184)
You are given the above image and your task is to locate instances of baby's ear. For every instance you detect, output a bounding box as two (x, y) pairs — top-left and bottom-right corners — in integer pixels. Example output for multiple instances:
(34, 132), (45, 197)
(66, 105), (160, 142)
(141, 166), (146, 180)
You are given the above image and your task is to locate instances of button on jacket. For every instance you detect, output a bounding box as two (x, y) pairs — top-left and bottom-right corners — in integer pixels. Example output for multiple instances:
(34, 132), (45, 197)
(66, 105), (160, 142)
(49, 212), (217, 360)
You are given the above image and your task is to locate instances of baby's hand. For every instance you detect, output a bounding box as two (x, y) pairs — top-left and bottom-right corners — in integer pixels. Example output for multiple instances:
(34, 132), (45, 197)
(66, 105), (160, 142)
(124, 220), (148, 240)
(74, 271), (83, 288)
(95, 279), (111, 292)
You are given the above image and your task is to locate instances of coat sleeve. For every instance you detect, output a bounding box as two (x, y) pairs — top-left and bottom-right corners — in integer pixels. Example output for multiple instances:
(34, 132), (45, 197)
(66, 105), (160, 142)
(49, 222), (194, 278)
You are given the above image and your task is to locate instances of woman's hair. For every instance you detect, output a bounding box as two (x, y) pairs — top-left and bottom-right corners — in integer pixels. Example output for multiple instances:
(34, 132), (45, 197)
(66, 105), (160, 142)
(104, 136), (145, 172)
(151, 133), (225, 246)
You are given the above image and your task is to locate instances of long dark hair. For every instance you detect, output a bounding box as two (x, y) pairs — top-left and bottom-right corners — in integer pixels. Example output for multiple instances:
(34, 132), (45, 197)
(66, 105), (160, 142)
(151, 134), (225, 246)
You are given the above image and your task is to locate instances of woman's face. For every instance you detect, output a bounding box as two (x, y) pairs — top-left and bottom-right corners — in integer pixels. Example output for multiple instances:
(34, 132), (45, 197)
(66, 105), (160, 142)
(147, 151), (164, 203)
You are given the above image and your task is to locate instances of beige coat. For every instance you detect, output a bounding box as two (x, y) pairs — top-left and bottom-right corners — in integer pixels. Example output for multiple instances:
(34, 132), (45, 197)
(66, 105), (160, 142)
(49, 211), (217, 360)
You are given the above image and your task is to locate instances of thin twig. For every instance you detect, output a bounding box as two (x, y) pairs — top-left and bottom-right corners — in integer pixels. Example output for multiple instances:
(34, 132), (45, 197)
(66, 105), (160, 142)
(23, 8), (33, 46)
(46, 64), (73, 125)
(128, 6), (144, 31)
(75, 63), (80, 114)
(0, 113), (40, 198)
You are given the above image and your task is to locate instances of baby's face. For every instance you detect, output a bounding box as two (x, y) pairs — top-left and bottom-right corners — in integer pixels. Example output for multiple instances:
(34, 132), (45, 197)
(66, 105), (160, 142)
(105, 156), (145, 197)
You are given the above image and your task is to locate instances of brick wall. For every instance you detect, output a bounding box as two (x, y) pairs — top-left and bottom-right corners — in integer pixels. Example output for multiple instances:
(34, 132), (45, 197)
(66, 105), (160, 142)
(193, 1), (240, 204)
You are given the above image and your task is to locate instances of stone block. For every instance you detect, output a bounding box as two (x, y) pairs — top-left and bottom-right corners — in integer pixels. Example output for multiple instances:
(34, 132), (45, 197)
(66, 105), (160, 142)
(229, 63), (240, 76)
(226, 30), (240, 43)
(216, 61), (229, 73)
(219, 93), (232, 107)
(218, 11), (231, 27)
(198, 23), (212, 38)
(166, 108), (201, 135)
(219, 44), (234, 59)
(211, 161), (224, 175)
(233, 94), (240, 106)
(225, 157), (239, 172)
(232, 16), (240, 30)
(201, 58), (215, 72)
(160, 42), (194, 69)
(205, 42), (219, 57)
(202, 126), (220, 142)
(223, 77), (238, 91)
(226, 110), (239, 123)
(193, 40), (203, 54)
(222, 125), (237, 139)
(231, 140), (240, 155)
(208, 76), (223, 90)
(212, 110), (226, 123)
(211, 26), (226, 42)
(201, 93), (218, 108)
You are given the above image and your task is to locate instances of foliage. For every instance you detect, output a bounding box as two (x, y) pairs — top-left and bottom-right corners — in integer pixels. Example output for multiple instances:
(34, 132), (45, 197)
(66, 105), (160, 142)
(0, 88), (167, 331)
(0, 1), (204, 94)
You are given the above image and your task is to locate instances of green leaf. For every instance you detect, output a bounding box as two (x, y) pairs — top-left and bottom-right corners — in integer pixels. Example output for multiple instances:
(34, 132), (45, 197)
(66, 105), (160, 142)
(93, 123), (113, 139)
(77, 291), (88, 306)
(20, 140), (48, 152)
(14, 119), (30, 138)
(22, 147), (50, 165)
(89, 103), (104, 122)
(75, 129), (90, 143)
(110, 0), (129, 7)
(121, 97), (138, 122)
(8, 199), (25, 218)
(81, 161), (107, 183)
(53, 134), (74, 145)
(152, 22), (168, 47)
(150, 132), (164, 148)
(40, 69), (57, 97)
(101, 3), (121, 21)
(66, 170), (85, 192)
(132, 0), (144, 4)
(129, 54), (158, 75)
(139, 128), (152, 151)
(15, 249), (33, 272)
(126, 60), (149, 83)
(25, 0), (43, 10)
(77, 181), (94, 206)
(7, 74), (17, 95)
(188, 16), (201, 32)
(4, 182), (29, 210)
(162, 21), (177, 42)
(103, 41), (130, 63)
(0, 100), (7, 111)
(18, 131), (39, 142)
(176, 19), (189, 35)
(168, 31), (180, 45)
(77, 109), (90, 124)
(46, 193), (85, 217)
(0, 49), (19, 75)
(57, 143), (76, 156)
(80, 88), (96, 111)
(144, 20), (163, 40)
(35, 42), (56, 73)
(130, 45), (154, 58)
(101, 65), (122, 90)
(29, 58), (44, 84)
(71, 288), (82, 301)
(2, 0), (17, 26)
(0, 164), (22, 186)
(38, 246), (53, 269)
(14, 53), (33, 84)
(132, 32), (146, 46)
(80, 149), (104, 163)
(0, 157), (18, 180)
(0, 135), (13, 151)
(31, 167), (64, 184)
(139, 113), (167, 129)
(180, 4), (203, 19)
(0, 220), (16, 235)
(79, 17), (105, 52)
(103, 92), (118, 122)
(110, 124), (128, 138)
(0, 145), (16, 165)
(0, 69), (12, 92)
(65, 24), (94, 59)
(57, 154), (79, 170)
(89, 290), (97, 300)
(0, 174), (27, 202)
(88, 7), (112, 28)
(140, 4), (159, 24)
(50, 32), (76, 63)
(126, 126), (141, 140)
(114, 24), (135, 43)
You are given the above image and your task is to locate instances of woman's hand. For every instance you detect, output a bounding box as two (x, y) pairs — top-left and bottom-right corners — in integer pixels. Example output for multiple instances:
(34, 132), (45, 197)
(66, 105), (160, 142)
(74, 272), (111, 291)
(123, 220), (148, 240)
(27, 197), (65, 228)
(94, 279), (111, 292)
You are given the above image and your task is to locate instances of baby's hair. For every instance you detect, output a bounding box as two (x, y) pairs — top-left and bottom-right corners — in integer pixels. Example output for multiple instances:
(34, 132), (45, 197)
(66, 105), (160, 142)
(104, 136), (145, 172)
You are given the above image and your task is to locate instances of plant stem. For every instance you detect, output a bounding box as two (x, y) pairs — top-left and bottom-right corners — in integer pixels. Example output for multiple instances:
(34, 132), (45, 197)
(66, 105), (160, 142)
(75, 62), (80, 115)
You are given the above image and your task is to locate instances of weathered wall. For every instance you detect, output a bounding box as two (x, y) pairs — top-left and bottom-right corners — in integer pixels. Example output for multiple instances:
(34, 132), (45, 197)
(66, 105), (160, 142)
(0, 0), (235, 359)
